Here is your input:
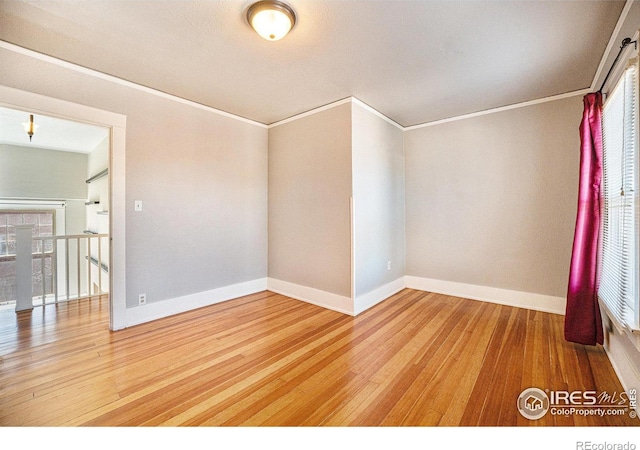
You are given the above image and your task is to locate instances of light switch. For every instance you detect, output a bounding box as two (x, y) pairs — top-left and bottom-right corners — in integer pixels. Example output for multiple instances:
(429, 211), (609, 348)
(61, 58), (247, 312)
(134, 200), (143, 211)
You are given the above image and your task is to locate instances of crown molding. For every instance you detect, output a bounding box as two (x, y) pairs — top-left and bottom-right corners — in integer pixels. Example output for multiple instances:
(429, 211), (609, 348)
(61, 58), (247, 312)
(0, 40), (267, 129)
(1, 39), (601, 133)
(267, 97), (353, 128)
(403, 88), (591, 131)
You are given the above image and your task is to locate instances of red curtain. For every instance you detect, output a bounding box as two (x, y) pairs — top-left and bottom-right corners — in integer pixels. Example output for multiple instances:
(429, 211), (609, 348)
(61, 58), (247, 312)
(565, 92), (604, 346)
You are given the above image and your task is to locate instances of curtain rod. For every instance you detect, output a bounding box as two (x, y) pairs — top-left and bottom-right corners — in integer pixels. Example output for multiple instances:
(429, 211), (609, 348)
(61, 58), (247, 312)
(599, 37), (637, 93)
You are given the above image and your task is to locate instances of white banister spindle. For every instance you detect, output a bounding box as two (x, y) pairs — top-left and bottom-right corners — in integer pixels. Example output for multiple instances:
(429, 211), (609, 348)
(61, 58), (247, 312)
(76, 237), (80, 300)
(98, 237), (102, 294)
(40, 241), (46, 304)
(53, 239), (58, 304)
(87, 237), (92, 297)
(15, 225), (34, 312)
(65, 238), (70, 302)
(17, 233), (108, 310)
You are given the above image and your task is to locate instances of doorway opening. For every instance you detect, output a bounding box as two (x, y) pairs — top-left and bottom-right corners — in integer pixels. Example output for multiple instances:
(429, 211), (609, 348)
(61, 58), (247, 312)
(0, 105), (110, 311)
(0, 85), (126, 330)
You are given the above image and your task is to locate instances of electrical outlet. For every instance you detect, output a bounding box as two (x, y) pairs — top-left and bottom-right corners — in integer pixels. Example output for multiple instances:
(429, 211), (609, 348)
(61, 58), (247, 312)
(134, 200), (143, 212)
(387, 260), (391, 270)
(138, 293), (146, 305)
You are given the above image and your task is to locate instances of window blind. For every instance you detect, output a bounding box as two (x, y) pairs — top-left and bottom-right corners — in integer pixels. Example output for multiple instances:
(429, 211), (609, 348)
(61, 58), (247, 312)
(600, 61), (639, 332)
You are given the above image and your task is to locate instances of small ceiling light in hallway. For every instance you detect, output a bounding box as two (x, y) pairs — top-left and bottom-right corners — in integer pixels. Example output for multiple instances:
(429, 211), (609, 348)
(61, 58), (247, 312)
(247, 1), (296, 41)
(22, 114), (37, 142)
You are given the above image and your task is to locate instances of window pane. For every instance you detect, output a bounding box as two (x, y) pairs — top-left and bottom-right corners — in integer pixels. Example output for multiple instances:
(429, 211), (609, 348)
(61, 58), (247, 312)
(0, 226), (6, 256)
(6, 214), (22, 226)
(6, 227), (16, 255)
(39, 213), (53, 226)
(44, 238), (54, 253)
(32, 256), (54, 298)
(39, 225), (53, 236)
(23, 213), (38, 225)
(0, 259), (16, 302)
(0, 211), (55, 256)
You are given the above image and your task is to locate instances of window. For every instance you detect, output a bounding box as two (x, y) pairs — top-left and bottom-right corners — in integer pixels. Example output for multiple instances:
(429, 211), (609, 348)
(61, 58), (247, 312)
(0, 210), (55, 303)
(599, 59), (639, 332)
(0, 211), (55, 256)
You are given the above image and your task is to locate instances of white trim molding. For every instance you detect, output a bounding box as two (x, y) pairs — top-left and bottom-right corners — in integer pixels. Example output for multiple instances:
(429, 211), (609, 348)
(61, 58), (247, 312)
(354, 277), (406, 315)
(268, 97), (403, 130)
(109, 125), (126, 330)
(404, 89), (591, 130)
(0, 84), (128, 331)
(267, 98), (352, 128)
(405, 276), (566, 315)
(2, 39), (599, 133)
(267, 278), (354, 315)
(267, 275), (567, 318)
(0, 40), (266, 129)
(125, 278), (268, 328)
(0, 84), (127, 129)
(351, 98), (404, 130)
(268, 276), (405, 317)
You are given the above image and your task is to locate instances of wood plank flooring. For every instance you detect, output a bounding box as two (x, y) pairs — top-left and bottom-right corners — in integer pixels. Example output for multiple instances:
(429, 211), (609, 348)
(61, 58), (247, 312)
(0, 289), (637, 426)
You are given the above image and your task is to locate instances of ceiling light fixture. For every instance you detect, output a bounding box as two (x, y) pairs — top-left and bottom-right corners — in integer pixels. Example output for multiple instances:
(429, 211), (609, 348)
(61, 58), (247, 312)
(247, 1), (296, 41)
(22, 114), (38, 142)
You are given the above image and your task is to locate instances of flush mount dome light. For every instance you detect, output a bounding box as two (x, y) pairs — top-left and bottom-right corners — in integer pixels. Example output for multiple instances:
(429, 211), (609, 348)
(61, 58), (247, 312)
(247, 0), (296, 41)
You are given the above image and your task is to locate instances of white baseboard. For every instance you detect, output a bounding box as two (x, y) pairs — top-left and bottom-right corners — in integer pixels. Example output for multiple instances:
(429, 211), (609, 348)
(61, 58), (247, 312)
(267, 277), (404, 316)
(267, 276), (566, 317)
(267, 278), (354, 315)
(122, 275), (566, 328)
(124, 278), (268, 327)
(354, 277), (406, 315)
(405, 275), (566, 315)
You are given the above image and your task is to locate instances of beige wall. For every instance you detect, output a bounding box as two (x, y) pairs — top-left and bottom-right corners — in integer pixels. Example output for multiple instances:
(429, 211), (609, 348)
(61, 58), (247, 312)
(0, 143), (87, 237)
(86, 136), (109, 235)
(0, 143), (87, 236)
(268, 103), (353, 297)
(86, 136), (110, 292)
(405, 95), (582, 298)
(0, 143), (87, 200)
(0, 43), (588, 315)
(0, 47), (268, 308)
(352, 103), (405, 297)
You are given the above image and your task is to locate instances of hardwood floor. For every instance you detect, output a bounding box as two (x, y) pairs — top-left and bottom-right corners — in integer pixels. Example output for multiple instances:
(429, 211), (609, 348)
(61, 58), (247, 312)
(0, 289), (637, 427)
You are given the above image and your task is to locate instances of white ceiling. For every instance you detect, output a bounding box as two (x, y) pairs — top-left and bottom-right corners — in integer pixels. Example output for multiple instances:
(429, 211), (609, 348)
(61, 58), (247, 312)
(0, 105), (109, 153)
(0, 0), (633, 127)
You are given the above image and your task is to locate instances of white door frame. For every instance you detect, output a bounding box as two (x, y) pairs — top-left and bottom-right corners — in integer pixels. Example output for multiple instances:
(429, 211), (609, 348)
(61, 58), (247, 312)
(0, 84), (127, 330)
